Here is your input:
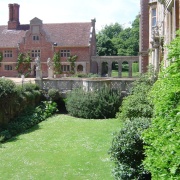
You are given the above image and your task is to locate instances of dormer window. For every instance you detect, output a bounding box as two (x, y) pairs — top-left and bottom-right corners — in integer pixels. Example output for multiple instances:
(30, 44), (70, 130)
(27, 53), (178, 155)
(33, 35), (40, 41)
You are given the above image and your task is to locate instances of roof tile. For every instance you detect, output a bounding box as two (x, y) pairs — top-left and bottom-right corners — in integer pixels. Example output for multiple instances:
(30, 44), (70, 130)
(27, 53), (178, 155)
(0, 22), (92, 48)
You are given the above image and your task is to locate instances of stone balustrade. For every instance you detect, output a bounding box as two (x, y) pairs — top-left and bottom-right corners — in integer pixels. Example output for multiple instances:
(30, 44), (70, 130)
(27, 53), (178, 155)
(35, 77), (137, 97)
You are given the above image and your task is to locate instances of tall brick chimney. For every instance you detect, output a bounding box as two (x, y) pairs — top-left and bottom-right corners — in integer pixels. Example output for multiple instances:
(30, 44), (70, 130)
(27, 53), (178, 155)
(8, 3), (20, 30)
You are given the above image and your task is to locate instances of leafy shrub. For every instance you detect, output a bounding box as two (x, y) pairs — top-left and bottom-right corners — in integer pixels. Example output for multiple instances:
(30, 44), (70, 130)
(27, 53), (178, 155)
(0, 81), (42, 125)
(66, 86), (121, 119)
(0, 78), (16, 100)
(0, 79), (17, 124)
(116, 72), (155, 121)
(0, 101), (57, 142)
(48, 88), (60, 101)
(23, 82), (40, 91)
(109, 118), (151, 180)
(142, 31), (180, 179)
(23, 91), (35, 102)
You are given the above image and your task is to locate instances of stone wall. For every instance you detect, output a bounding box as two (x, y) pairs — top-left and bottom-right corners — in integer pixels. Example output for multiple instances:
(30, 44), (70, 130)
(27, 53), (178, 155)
(35, 78), (137, 97)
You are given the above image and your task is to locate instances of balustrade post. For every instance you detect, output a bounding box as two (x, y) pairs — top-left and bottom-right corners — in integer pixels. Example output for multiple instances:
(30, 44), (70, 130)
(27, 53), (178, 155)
(108, 62), (112, 77)
(98, 62), (102, 76)
(128, 62), (132, 78)
(118, 62), (122, 78)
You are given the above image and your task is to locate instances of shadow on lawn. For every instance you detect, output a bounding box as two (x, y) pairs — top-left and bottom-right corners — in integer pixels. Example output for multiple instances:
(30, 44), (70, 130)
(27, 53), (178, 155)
(2, 124), (40, 144)
(23, 124), (41, 135)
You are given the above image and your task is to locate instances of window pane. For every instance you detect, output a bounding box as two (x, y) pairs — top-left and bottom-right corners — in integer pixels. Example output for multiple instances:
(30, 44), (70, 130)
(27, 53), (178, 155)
(152, 17), (156, 27)
(152, 9), (156, 16)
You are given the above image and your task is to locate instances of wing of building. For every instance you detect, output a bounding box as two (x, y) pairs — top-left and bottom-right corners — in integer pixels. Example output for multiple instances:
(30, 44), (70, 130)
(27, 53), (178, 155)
(139, 0), (180, 72)
(0, 3), (97, 77)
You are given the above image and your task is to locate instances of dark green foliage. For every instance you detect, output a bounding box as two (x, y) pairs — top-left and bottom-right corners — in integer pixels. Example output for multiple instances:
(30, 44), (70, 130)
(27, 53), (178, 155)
(111, 69), (156, 179)
(0, 80), (42, 125)
(96, 16), (139, 56)
(116, 72), (155, 121)
(48, 88), (60, 101)
(0, 79), (17, 124)
(0, 78), (16, 100)
(66, 86), (121, 119)
(0, 101), (57, 142)
(0, 52), (3, 62)
(109, 118), (151, 180)
(53, 52), (61, 74)
(16, 53), (32, 77)
(23, 83), (40, 91)
(67, 55), (78, 74)
(142, 30), (180, 179)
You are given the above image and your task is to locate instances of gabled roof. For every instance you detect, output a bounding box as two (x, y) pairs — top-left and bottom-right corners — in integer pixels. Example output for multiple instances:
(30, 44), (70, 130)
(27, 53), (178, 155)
(43, 23), (92, 47)
(0, 22), (92, 48)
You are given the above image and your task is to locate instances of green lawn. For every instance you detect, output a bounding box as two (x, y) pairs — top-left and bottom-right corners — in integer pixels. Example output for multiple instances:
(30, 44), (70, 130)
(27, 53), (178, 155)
(0, 114), (121, 180)
(111, 70), (139, 77)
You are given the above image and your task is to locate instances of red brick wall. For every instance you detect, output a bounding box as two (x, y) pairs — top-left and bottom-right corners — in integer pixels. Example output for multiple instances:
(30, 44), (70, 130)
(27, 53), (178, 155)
(0, 48), (18, 77)
(176, 0), (180, 31)
(54, 46), (91, 74)
(140, 0), (149, 73)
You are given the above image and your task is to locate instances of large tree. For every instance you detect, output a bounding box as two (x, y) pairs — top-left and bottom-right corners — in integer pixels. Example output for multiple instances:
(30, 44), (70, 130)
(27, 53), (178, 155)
(96, 15), (139, 56)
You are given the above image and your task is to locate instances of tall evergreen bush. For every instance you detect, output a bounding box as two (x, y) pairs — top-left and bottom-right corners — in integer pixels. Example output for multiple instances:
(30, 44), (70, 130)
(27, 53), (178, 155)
(66, 86), (121, 119)
(109, 118), (151, 180)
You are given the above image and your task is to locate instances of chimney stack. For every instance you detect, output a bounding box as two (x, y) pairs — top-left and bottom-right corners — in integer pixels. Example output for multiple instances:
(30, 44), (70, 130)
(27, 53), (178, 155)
(8, 3), (20, 30)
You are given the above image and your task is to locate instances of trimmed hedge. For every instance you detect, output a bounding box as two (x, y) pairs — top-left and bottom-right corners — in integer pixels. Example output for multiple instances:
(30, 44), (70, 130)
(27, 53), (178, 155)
(66, 86), (121, 119)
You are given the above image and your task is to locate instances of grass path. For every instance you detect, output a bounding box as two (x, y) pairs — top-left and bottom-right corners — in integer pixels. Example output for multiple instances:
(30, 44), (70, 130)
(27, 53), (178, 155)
(0, 114), (121, 180)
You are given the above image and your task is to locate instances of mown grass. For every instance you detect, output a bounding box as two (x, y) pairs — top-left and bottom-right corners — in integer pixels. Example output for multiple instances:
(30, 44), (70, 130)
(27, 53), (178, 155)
(0, 114), (121, 180)
(111, 70), (139, 77)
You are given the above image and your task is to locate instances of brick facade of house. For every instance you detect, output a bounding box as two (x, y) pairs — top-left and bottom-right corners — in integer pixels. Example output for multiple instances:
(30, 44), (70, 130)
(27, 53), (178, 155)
(139, 0), (150, 73)
(0, 3), (96, 77)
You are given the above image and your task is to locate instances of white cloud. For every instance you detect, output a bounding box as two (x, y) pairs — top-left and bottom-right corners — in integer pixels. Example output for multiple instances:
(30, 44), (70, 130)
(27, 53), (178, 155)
(0, 0), (139, 30)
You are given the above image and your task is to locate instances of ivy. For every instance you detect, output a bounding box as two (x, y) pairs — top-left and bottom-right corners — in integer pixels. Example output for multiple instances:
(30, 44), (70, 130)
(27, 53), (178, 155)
(0, 52), (3, 66)
(142, 30), (180, 179)
(67, 55), (78, 74)
(53, 52), (61, 74)
(16, 53), (32, 77)
(0, 52), (3, 62)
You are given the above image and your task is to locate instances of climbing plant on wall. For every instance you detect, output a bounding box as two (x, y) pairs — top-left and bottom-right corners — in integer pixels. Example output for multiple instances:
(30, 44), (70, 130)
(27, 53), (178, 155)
(67, 55), (78, 74)
(0, 52), (3, 66)
(16, 53), (32, 77)
(53, 52), (61, 75)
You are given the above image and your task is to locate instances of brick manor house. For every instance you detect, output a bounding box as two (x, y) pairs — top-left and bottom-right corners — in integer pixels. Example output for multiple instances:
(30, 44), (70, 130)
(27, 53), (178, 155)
(0, 3), (97, 77)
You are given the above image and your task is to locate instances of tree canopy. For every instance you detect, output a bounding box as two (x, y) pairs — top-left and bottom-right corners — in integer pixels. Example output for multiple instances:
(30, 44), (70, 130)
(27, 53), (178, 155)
(96, 15), (139, 56)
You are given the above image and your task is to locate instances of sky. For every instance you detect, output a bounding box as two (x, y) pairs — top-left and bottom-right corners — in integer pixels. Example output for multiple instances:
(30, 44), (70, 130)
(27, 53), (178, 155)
(0, 0), (140, 31)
